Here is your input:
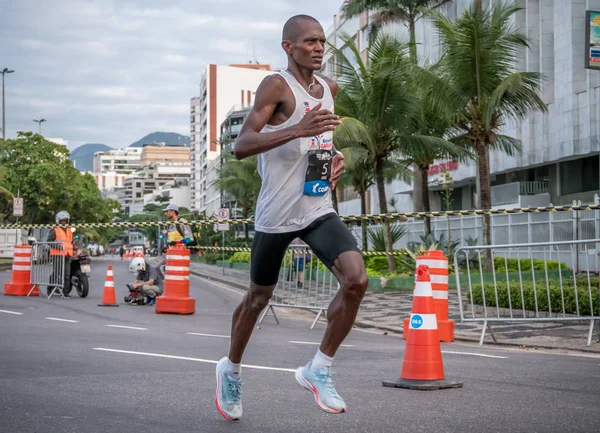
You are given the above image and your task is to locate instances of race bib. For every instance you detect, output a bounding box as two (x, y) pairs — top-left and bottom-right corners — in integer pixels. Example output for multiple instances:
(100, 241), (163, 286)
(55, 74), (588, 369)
(304, 149), (332, 196)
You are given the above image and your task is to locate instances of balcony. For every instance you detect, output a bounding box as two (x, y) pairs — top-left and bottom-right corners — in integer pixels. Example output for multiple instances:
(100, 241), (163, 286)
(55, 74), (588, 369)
(491, 181), (550, 207)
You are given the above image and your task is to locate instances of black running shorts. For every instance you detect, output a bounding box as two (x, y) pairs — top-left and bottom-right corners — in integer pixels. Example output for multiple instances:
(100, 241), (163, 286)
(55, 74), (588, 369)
(250, 213), (361, 287)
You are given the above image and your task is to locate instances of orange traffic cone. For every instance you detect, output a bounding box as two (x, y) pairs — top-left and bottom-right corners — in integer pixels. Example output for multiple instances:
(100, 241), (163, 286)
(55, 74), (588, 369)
(155, 244), (195, 315)
(383, 265), (462, 390)
(403, 250), (455, 342)
(4, 244), (37, 296)
(98, 265), (119, 307)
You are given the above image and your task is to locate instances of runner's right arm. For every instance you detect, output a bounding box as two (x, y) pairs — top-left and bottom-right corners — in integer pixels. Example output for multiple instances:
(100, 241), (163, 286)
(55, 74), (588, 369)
(233, 75), (341, 160)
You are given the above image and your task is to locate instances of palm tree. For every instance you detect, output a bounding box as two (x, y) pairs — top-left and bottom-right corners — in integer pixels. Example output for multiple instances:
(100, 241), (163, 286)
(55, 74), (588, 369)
(342, 0), (452, 63)
(400, 77), (473, 235)
(214, 153), (261, 244)
(338, 147), (407, 251)
(424, 2), (547, 266)
(342, 0), (453, 215)
(332, 35), (456, 272)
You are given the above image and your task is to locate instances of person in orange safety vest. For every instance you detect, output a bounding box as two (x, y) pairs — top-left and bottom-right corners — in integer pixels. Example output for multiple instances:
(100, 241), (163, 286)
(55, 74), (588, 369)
(47, 210), (80, 297)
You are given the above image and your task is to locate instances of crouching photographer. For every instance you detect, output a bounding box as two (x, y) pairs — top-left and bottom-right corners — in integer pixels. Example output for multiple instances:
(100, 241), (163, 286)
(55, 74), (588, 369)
(127, 257), (163, 306)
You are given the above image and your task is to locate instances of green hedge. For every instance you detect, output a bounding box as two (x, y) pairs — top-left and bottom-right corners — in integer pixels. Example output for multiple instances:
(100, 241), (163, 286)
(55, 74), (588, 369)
(229, 252), (251, 263)
(493, 257), (568, 272)
(468, 278), (600, 316)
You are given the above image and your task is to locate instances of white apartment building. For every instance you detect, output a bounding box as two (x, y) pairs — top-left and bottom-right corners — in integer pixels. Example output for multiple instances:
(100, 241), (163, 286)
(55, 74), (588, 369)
(324, 0), (600, 216)
(190, 64), (275, 217)
(93, 148), (143, 174)
(116, 161), (191, 211)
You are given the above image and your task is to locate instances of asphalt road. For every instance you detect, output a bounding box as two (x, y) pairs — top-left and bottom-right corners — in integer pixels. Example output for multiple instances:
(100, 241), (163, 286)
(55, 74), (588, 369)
(1, 257), (599, 433)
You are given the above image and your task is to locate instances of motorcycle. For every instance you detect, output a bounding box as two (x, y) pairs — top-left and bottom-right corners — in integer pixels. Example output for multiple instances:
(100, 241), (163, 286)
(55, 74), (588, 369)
(46, 254), (91, 298)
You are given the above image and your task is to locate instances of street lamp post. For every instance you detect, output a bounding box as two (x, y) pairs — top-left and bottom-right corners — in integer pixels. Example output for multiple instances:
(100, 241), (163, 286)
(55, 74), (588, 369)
(33, 119), (47, 135)
(1, 68), (15, 141)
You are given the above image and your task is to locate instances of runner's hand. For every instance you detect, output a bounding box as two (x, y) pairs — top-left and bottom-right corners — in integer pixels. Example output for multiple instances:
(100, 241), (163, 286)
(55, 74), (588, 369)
(293, 102), (341, 138)
(330, 152), (345, 190)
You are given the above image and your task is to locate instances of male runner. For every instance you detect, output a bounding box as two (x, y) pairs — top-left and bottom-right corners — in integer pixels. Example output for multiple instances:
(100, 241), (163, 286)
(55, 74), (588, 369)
(215, 14), (368, 421)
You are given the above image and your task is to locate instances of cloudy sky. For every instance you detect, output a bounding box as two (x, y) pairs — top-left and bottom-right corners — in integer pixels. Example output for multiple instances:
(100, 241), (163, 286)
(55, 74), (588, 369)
(0, 0), (342, 150)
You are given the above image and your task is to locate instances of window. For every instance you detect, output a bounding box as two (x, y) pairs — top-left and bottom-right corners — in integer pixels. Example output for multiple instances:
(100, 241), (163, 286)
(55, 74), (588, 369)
(560, 155), (599, 195)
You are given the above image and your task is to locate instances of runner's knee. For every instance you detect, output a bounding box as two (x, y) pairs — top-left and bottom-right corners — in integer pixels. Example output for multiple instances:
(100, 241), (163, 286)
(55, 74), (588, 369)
(342, 269), (368, 303)
(246, 284), (274, 312)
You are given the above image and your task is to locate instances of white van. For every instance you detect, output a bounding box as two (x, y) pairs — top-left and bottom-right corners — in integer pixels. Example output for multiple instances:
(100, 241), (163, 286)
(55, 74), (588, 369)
(0, 229), (36, 259)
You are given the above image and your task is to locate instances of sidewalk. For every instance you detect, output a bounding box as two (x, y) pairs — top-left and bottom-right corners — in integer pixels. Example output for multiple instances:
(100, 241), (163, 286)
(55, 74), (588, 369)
(187, 261), (600, 353)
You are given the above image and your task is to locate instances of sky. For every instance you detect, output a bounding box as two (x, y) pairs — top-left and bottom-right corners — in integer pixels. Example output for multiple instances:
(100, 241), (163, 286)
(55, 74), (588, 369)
(0, 0), (342, 150)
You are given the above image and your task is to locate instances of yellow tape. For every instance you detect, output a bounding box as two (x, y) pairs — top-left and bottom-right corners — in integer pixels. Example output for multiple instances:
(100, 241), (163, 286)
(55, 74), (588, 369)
(190, 246), (411, 256)
(2, 204), (598, 230)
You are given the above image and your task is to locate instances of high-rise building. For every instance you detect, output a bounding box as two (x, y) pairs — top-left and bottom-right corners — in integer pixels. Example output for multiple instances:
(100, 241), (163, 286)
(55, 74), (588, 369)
(93, 148), (143, 174)
(189, 64), (275, 216)
(324, 0), (600, 216)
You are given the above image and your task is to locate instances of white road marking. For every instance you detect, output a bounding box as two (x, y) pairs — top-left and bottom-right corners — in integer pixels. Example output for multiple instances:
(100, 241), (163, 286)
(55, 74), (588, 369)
(106, 325), (148, 331)
(442, 350), (507, 359)
(93, 348), (296, 373)
(289, 340), (356, 348)
(45, 317), (79, 323)
(0, 309), (23, 315)
(187, 332), (230, 339)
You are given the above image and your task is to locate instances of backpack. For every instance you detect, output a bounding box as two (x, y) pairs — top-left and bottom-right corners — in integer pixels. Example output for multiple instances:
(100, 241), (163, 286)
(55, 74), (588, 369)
(175, 220), (199, 247)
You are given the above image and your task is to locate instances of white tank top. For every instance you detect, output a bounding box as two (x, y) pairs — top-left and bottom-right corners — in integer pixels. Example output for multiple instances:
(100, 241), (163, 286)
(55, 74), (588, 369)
(254, 70), (336, 234)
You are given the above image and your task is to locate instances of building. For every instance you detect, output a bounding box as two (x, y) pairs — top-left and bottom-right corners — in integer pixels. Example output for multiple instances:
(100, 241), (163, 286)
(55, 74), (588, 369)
(116, 161), (191, 212)
(47, 137), (68, 147)
(324, 0), (600, 216)
(215, 105), (253, 210)
(93, 148), (143, 174)
(189, 63), (275, 216)
(140, 143), (190, 166)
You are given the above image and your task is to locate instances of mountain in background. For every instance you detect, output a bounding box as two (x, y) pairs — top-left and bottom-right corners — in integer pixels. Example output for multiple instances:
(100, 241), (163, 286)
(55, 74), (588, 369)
(69, 143), (113, 172)
(128, 132), (190, 148)
(69, 132), (190, 172)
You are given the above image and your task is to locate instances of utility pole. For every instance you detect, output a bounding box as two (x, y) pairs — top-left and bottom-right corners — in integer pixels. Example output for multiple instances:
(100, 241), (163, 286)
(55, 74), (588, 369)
(1, 68), (15, 141)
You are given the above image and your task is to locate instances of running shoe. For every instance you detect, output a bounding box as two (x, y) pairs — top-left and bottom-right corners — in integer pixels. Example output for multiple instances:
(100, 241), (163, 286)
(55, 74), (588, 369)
(215, 357), (242, 421)
(295, 361), (347, 414)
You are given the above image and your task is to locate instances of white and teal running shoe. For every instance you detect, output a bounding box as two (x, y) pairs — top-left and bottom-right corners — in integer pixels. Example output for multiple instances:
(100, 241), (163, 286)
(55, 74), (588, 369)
(295, 361), (347, 414)
(215, 357), (243, 421)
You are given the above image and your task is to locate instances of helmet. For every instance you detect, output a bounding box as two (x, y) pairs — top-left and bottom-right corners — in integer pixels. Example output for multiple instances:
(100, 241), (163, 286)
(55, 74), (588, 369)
(129, 257), (146, 273)
(56, 211), (70, 225)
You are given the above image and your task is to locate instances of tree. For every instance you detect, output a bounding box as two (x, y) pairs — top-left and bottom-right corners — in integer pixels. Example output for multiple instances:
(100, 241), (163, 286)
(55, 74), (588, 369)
(214, 153), (261, 244)
(0, 132), (115, 225)
(342, 0), (452, 214)
(424, 2), (547, 265)
(332, 35), (454, 272)
(342, 0), (452, 62)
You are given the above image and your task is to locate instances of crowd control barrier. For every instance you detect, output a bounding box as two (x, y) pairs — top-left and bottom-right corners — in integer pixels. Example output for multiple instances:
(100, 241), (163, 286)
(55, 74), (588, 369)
(453, 239), (600, 346)
(29, 242), (67, 299)
(258, 244), (340, 329)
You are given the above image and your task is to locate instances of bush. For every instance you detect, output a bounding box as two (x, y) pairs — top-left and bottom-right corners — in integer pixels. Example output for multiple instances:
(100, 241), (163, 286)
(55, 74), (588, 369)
(468, 278), (600, 316)
(204, 253), (220, 264)
(229, 252), (251, 263)
(493, 257), (569, 273)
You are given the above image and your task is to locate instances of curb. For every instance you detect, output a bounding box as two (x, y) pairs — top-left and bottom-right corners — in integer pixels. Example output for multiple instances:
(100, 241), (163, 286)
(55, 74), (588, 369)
(191, 269), (600, 354)
(190, 270), (249, 292)
(0, 264), (12, 271)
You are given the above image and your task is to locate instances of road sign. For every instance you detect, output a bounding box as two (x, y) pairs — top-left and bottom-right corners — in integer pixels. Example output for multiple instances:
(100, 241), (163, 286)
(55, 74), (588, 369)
(215, 223), (230, 232)
(13, 197), (23, 217)
(217, 208), (230, 220)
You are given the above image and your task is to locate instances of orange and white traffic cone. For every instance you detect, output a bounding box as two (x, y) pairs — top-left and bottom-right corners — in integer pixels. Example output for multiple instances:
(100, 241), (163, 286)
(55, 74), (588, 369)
(4, 244), (37, 296)
(155, 244), (195, 315)
(403, 250), (455, 342)
(383, 265), (462, 390)
(98, 265), (119, 307)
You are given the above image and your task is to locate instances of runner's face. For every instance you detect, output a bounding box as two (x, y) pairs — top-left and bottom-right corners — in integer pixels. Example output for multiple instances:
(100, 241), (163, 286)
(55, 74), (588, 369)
(288, 22), (326, 71)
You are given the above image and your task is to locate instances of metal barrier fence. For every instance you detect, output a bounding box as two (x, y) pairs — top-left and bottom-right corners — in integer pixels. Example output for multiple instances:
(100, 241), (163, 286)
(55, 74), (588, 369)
(348, 206), (600, 260)
(28, 242), (67, 299)
(453, 239), (600, 346)
(258, 245), (340, 329)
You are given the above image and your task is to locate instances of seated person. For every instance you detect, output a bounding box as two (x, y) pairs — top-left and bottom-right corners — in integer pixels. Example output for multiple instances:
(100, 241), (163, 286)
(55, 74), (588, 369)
(128, 257), (163, 306)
